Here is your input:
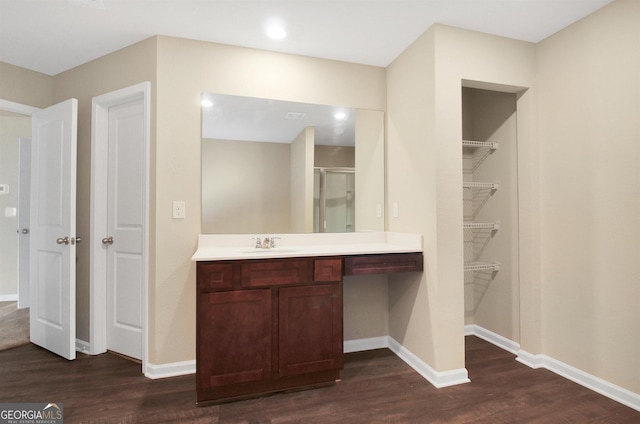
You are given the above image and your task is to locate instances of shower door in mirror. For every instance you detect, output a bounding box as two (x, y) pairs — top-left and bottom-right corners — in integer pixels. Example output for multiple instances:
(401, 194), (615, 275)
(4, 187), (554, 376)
(314, 167), (355, 233)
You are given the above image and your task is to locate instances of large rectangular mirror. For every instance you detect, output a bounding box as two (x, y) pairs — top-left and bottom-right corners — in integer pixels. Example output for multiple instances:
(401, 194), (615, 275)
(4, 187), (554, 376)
(201, 93), (384, 234)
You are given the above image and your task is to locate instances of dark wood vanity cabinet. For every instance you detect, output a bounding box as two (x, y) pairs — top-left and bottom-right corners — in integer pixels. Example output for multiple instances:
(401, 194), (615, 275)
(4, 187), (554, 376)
(344, 253), (423, 275)
(196, 257), (343, 404)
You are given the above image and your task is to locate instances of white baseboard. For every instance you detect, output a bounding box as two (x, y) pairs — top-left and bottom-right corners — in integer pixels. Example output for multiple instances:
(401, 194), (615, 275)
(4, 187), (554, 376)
(144, 360), (196, 380)
(0, 294), (18, 302)
(344, 336), (388, 353)
(388, 337), (470, 388)
(346, 336), (470, 388)
(516, 350), (640, 412)
(465, 324), (640, 413)
(79, 328), (640, 412)
(464, 324), (520, 354)
(75, 339), (91, 354)
(138, 336), (470, 389)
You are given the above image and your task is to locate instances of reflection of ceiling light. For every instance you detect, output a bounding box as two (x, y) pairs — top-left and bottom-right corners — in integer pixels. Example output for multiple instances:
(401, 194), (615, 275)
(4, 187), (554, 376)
(334, 127), (345, 134)
(267, 26), (286, 40)
(201, 99), (213, 108)
(334, 112), (346, 120)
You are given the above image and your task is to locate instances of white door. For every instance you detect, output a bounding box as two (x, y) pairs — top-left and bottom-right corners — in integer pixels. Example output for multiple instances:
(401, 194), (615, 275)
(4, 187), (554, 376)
(104, 98), (145, 360)
(29, 99), (77, 360)
(17, 137), (31, 309)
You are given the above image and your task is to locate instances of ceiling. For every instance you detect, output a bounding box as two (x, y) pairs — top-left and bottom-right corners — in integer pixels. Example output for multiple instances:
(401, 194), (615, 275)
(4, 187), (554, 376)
(202, 93), (356, 146)
(0, 0), (613, 76)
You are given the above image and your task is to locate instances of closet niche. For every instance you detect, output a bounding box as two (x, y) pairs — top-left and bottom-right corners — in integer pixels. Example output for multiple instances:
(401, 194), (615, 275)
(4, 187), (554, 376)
(462, 87), (520, 341)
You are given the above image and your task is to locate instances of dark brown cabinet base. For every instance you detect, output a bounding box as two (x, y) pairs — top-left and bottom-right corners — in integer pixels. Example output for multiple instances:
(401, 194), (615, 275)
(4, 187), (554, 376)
(196, 257), (343, 405)
(196, 251), (423, 405)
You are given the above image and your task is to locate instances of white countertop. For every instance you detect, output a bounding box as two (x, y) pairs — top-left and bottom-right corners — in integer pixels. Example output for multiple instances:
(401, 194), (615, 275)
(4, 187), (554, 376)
(191, 231), (423, 261)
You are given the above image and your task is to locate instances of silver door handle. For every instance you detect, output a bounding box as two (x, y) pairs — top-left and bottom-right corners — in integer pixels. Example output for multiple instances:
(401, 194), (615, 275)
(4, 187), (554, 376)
(21, 228), (29, 234)
(75, 237), (82, 243)
(56, 237), (70, 245)
(102, 236), (114, 245)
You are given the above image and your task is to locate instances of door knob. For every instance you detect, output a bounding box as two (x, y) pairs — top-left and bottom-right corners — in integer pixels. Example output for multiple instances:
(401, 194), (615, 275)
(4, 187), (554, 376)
(56, 237), (70, 245)
(21, 228), (29, 234)
(102, 236), (114, 245)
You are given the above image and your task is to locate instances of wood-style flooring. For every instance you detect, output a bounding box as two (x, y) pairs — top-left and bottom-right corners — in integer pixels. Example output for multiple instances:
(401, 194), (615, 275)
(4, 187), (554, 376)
(1, 336), (638, 423)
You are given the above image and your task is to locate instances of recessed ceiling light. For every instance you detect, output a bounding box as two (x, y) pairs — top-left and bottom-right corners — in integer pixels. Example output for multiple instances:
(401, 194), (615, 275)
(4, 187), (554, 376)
(334, 112), (346, 120)
(267, 26), (287, 40)
(201, 99), (213, 108)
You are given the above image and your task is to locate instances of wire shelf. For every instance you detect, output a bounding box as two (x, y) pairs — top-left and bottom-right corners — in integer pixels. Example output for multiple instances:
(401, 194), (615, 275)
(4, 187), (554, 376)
(464, 262), (500, 272)
(463, 181), (499, 190)
(463, 222), (500, 230)
(462, 140), (499, 150)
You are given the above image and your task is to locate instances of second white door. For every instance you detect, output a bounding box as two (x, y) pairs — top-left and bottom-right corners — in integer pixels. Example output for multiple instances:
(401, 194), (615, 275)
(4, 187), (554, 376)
(104, 97), (145, 360)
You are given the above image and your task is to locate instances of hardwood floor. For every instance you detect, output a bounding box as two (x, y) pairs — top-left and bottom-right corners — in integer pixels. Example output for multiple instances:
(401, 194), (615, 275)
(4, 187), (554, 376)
(1, 336), (638, 423)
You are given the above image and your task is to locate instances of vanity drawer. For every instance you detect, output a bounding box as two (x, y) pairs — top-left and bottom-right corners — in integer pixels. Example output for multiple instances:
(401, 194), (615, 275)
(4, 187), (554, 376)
(197, 262), (234, 291)
(314, 258), (343, 282)
(344, 253), (424, 275)
(240, 259), (311, 288)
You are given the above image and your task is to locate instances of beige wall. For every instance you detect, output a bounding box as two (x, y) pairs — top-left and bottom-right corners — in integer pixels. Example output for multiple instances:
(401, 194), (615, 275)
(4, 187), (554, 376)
(314, 145), (355, 168)
(355, 109), (385, 232)
(386, 27), (442, 369)
(536, 0), (640, 393)
(202, 138), (291, 234)
(0, 62), (52, 108)
(343, 274), (389, 340)
(153, 36), (386, 364)
(386, 25), (536, 372)
(290, 127), (314, 233)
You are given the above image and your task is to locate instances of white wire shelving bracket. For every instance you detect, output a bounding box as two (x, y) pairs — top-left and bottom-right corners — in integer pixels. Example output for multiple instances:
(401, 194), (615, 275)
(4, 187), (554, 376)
(464, 262), (501, 272)
(463, 181), (499, 190)
(462, 140), (499, 150)
(463, 222), (500, 230)
(462, 140), (499, 172)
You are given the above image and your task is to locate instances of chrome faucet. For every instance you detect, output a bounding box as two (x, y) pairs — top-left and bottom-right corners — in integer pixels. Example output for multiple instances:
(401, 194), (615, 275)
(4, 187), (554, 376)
(251, 236), (281, 249)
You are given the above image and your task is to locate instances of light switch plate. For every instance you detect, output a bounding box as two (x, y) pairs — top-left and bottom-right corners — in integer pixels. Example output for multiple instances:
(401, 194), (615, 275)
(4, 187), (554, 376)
(172, 201), (186, 219)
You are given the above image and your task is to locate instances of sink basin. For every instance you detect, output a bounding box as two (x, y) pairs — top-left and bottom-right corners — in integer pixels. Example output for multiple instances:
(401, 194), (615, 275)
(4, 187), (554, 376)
(239, 248), (300, 254)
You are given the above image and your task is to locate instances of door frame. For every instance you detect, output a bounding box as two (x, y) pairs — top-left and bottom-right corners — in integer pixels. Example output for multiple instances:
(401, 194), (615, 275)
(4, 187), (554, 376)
(90, 82), (150, 372)
(0, 99), (40, 308)
(17, 136), (31, 309)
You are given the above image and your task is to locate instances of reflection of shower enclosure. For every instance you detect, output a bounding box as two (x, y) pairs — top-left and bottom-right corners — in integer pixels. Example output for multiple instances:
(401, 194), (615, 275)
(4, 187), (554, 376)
(314, 167), (355, 233)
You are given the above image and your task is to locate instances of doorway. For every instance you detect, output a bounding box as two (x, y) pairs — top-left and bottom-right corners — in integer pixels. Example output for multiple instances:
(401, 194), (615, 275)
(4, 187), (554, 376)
(0, 100), (39, 308)
(90, 82), (150, 370)
(462, 85), (520, 341)
(313, 167), (355, 233)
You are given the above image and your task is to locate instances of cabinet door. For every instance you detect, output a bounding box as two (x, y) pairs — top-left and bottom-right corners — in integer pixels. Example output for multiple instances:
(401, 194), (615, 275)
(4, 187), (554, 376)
(197, 289), (272, 392)
(278, 284), (343, 376)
